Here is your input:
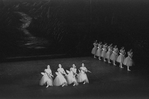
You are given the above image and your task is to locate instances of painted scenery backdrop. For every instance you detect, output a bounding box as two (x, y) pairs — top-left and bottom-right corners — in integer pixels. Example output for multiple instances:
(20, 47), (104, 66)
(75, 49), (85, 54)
(0, 0), (149, 64)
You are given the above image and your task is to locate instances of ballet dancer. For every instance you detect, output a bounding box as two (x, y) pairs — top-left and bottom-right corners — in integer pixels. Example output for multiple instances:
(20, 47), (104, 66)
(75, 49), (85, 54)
(101, 43), (108, 62)
(110, 45), (118, 66)
(123, 49), (134, 71)
(77, 63), (91, 84)
(91, 40), (98, 58)
(95, 42), (102, 60)
(117, 47), (126, 68)
(105, 44), (113, 63)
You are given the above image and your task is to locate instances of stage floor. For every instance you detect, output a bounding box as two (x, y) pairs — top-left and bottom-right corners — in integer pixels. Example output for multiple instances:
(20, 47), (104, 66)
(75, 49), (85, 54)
(0, 57), (149, 99)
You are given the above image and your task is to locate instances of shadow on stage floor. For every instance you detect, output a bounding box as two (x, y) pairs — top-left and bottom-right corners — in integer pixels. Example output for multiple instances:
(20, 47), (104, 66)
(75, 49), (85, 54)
(0, 56), (149, 99)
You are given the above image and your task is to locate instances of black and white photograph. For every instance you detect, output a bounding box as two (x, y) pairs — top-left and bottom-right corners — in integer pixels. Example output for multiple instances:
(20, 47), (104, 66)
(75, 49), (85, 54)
(0, 0), (149, 99)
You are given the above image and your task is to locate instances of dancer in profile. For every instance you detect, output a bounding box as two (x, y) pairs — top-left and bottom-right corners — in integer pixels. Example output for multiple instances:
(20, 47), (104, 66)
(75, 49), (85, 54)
(70, 64), (77, 76)
(117, 47), (126, 68)
(65, 69), (78, 86)
(123, 49), (133, 71)
(101, 43), (108, 62)
(53, 71), (68, 87)
(39, 71), (54, 88)
(105, 44), (113, 63)
(110, 45), (118, 66)
(54, 64), (67, 87)
(44, 65), (52, 78)
(91, 40), (98, 58)
(77, 63), (91, 84)
(57, 64), (67, 75)
(95, 42), (102, 60)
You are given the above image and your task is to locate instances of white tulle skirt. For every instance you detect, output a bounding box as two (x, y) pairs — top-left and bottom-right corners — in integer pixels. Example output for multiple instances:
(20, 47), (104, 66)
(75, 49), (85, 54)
(117, 54), (125, 63)
(39, 74), (53, 86)
(123, 57), (133, 66)
(101, 50), (106, 58)
(96, 48), (102, 57)
(66, 74), (78, 85)
(91, 46), (97, 55)
(105, 51), (111, 59)
(77, 72), (89, 83)
(54, 74), (67, 86)
(110, 53), (118, 61)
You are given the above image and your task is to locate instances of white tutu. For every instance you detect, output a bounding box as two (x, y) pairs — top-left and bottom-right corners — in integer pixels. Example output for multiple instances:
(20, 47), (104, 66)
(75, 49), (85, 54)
(91, 43), (97, 55)
(123, 56), (133, 66)
(91, 47), (97, 55)
(77, 70), (89, 83)
(96, 47), (102, 57)
(105, 50), (112, 59)
(66, 70), (78, 85)
(53, 72), (67, 86)
(39, 72), (53, 86)
(101, 48), (107, 58)
(110, 52), (118, 61)
(117, 54), (125, 63)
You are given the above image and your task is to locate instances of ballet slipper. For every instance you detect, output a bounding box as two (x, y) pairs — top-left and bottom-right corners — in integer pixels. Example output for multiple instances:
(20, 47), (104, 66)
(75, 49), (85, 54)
(46, 85), (49, 88)
(62, 84), (65, 87)
(120, 66), (124, 68)
(83, 82), (86, 84)
(113, 63), (116, 66)
(73, 83), (76, 86)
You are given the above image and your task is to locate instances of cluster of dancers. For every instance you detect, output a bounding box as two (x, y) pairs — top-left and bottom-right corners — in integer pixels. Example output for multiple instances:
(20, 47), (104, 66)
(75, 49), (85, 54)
(40, 63), (91, 88)
(91, 40), (134, 71)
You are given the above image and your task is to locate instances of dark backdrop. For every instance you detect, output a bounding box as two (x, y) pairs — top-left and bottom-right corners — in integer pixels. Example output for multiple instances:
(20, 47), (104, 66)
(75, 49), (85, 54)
(0, 0), (149, 65)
